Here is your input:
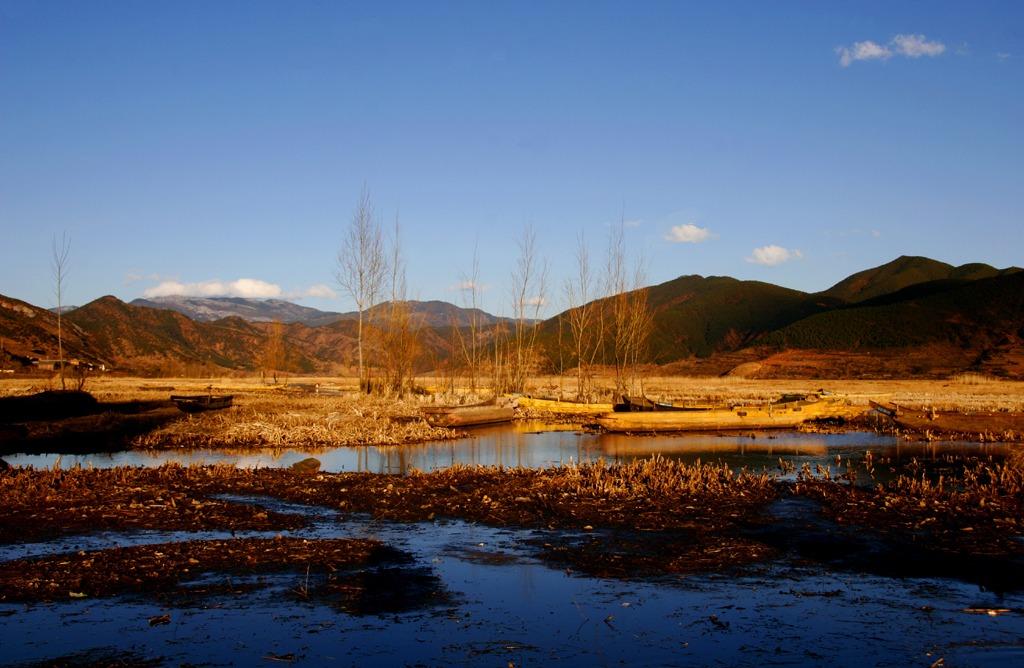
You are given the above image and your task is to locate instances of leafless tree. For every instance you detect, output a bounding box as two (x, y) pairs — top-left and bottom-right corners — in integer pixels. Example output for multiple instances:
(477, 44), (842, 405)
(51, 232), (70, 390)
(260, 319), (287, 384)
(506, 224), (548, 394)
(451, 241), (486, 393)
(335, 187), (388, 392)
(377, 213), (420, 396)
(561, 232), (601, 401)
(603, 217), (653, 399)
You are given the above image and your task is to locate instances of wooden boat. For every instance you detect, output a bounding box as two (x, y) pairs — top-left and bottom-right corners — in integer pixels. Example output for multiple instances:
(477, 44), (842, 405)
(870, 400), (1024, 436)
(511, 395), (615, 415)
(615, 395), (727, 412)
(596, 393), (853, 433)
(421, 400), (515, 428)
(171, 394), (234, 413)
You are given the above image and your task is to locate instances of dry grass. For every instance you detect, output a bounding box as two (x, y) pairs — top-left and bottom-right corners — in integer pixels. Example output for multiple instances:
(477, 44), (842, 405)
(134, 392), (458, 449)
(518, 374), (1024, 412)
(5, 373), (1024, 450)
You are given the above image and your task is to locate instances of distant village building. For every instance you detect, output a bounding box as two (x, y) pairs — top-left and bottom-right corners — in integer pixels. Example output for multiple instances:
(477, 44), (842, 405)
(31, 358), (104, 372)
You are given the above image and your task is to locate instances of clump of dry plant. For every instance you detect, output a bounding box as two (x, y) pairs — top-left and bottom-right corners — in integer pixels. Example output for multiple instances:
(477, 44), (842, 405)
(133, 392), (457, 449)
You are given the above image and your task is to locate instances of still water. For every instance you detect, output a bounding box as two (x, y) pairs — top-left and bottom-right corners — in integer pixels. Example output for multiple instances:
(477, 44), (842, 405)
(4, 421), (1014, 485)
(3, 425), (1023, 666)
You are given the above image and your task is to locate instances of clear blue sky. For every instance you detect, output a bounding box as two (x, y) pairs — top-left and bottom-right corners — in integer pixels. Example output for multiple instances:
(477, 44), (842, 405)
(2, 0), (1021, 317)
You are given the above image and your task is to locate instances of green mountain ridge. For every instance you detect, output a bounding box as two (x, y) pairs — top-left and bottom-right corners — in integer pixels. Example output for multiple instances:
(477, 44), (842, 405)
(2, 256), (1022, 379)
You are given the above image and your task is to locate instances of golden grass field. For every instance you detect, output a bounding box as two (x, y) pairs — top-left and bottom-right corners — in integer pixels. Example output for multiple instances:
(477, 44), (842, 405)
(3, 372), (1023, 451)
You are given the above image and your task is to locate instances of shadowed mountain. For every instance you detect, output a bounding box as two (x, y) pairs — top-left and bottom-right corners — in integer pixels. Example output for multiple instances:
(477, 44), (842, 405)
(2, 256), (1022, 379)
(819, 255), (1021, 304)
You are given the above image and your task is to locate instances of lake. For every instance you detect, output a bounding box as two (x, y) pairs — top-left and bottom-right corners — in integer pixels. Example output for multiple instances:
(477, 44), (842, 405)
(2, 425), (1022, 667)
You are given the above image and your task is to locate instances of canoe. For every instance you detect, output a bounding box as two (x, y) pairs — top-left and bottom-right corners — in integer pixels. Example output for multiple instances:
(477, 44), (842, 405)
(421, 401), (515, 428)
(870, 400), (1024, 436)
(511, 395), (615, 415)
(615, 395), (728, 412)
(596, 394), (853, 433)
(171, 394), (234, 413)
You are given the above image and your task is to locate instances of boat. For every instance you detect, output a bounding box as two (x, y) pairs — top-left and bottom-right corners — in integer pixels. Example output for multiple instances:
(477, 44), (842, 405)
(171, 394), (234, 413)
(596, 393), (855, 433)
(510, 395), (615, 415)
(421, 400), (515, 428)
(870, 400), (1024, 437)
(615, 395), (728, 412)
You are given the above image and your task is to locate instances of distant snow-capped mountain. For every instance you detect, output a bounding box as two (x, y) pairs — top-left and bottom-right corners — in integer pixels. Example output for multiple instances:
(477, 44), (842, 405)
(129, 296), (344, 326)
(128, 296), (511, 328)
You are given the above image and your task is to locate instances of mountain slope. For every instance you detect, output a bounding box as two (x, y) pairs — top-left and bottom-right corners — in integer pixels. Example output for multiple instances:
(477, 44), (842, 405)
(3, 256), (1023, 379)
(129, 296), (344, 326)
(819, 255), (1020, 304)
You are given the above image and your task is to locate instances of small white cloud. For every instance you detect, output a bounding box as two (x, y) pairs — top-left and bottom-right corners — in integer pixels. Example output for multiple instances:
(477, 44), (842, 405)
(891, 34), (945, 58)
(298, 284), (336, 299)
(664, 224), (717, 244)
(448, 279), (492, 293)
(837, 34), (945, 67)
(837, 40), (891, 67)
(746, 245), (803, 266)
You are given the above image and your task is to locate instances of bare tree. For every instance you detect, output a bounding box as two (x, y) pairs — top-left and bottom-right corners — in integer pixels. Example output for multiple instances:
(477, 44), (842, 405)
(506, 224), (548, 394)
(377, 213), (420, 396)
(451, 241), (486, 393)
(602, 217), (653, 399)
(335, 187), (388, 392)
(51, 232), (70, 390)
(562, 232), (600, 401)
(260, 319), (287, 384)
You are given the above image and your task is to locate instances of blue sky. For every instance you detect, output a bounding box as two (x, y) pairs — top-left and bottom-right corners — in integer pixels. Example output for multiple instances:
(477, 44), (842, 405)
(2, 0), (1021, 317)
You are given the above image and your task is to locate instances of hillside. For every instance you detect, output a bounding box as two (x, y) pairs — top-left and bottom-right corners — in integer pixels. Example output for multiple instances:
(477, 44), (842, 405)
(129, 296), (512, 328)
(2, 256), (1022, 379)
(820, 255), (1021, 304)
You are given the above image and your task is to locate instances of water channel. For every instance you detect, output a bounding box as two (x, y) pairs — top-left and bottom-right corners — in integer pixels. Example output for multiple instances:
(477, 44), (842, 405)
(3, 425), (1023, 666)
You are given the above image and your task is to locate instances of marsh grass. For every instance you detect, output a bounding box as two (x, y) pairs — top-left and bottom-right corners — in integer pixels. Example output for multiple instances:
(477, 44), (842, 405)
(133, 391), (458, 449)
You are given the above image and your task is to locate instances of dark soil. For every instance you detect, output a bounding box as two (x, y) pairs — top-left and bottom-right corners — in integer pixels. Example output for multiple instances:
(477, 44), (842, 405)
(0, 391), (181, 455)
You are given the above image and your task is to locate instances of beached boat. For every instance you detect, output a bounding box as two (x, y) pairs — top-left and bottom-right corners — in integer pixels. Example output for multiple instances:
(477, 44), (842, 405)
(615, 395), (728, 412)
(421, 401), (515, 428)
(597, 393), (853, 433)
(171, 394), (234, 413)
(511, 395), (615, 415)
(870, 400), (1024, 436)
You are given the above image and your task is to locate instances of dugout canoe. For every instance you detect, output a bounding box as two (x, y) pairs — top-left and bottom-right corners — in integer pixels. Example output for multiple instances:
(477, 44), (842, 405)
(511, 395), (615, 415)
(421, 401), (515, 428)
(870, 400), (1024, 437)
(597, 393), (853, 433)
(171, 394), (234, 413)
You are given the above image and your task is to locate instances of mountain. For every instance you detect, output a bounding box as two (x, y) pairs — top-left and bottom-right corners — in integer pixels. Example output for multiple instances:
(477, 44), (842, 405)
(820, 255), (1021, 304)
(2, 256), (1022, 379)
(129, 296), (344, 326)
(128, 296), (510, 328)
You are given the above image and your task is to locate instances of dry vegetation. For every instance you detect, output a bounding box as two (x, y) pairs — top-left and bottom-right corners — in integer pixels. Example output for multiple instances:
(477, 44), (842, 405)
(1, 453), (1022, 603)
(4, 372), (1024, 451)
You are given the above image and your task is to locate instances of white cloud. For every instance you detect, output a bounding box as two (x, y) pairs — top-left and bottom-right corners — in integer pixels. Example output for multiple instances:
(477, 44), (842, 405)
(837, 40), (891, 67)
(745, 245), (803, 266)
(891, 34), (946, 58)
(141, 277), (337, 300)
(448, 279), (492, 293)
(664, 224), (717, 244)
(301, 284), (336, 299)
(837, 34), (946, 67)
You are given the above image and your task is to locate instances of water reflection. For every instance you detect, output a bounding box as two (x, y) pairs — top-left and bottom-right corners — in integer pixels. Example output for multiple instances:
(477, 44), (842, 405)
(5, 423), (1013, 484)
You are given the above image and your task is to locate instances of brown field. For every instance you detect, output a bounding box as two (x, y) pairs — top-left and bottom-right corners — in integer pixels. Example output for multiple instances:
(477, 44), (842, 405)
(2, 372), (1024, 453)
